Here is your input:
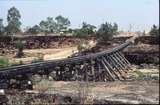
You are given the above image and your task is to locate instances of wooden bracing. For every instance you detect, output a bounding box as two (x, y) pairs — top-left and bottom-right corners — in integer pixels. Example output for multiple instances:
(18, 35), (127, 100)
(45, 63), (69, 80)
(0, 40), (134, 89)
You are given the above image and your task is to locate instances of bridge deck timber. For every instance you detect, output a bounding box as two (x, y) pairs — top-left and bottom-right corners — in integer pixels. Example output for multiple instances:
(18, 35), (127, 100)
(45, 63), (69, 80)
(0, 40), (133, 89)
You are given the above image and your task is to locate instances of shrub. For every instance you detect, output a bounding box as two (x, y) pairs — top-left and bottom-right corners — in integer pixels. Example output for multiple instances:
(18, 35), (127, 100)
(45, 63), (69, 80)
(0, 56), (9, 68)
(15, 40), (24, 58)
(0, 57), (25, 69)
(97, 22), (118, 41)
(31, 58), (43, 63)
(150, 25), (159, 37)
(31, 53), (44, 63)
(151, 76), (159, 80)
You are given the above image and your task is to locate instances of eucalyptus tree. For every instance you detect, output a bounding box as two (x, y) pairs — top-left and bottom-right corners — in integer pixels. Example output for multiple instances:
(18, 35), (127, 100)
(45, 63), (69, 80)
(6, 6), (21, 35)
(97, 22), (118, 40)
(73, 22), (96, 37)
(39, 17), (57, 34)
(55, 15), (71, 32)
(27, 25), (41, 34)
(0, 19), (5, 35)
(46, 17), (57, 33)
(39, 20), (49, 34)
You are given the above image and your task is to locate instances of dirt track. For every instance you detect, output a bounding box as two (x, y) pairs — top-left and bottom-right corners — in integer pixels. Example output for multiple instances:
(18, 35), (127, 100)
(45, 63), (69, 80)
(43, 47), (78, 60)
(11, 39), (96, 63)
(10, 47), (78, 63)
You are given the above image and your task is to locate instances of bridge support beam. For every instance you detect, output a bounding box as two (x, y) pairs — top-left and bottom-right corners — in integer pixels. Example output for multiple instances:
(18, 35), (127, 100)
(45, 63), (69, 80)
(101, 58), (115, 81)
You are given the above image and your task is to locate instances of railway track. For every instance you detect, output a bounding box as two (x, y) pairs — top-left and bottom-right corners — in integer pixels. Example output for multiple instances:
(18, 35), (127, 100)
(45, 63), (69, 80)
(0, 37), (135, 89)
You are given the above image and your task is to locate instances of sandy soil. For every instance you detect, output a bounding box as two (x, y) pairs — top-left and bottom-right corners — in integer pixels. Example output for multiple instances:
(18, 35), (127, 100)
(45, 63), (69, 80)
(10, 39), (96, 63)
(43, 47), (78, 60)
(10, 47), (78, 64)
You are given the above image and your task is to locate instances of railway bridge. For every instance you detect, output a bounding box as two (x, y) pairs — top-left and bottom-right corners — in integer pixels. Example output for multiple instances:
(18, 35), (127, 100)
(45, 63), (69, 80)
(0, 36), (136, 89)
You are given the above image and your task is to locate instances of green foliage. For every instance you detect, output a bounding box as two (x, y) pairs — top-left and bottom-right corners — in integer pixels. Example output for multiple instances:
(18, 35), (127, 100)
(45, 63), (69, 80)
(31, 53), (44, 63)
(97, 22), (118, 40)
(73, 29), (85, 38)
(0, 56), (24, 68)
(0, 56), (9, 68)
(15, 40), (24, 57)
(6, 6), (21, 35)
(0, 19), (5, 35)
(15, 40), (24, 50)
(73, 22), (96, 38)
(39, 20), (49, 34)
(26, 25), (41, 34)
(38, 16), (70, 34)
(151, 75), (159, 80)
(150, 25), (159, 37)
(55, 15), (71, 32)
(68, 28), (74, 33)
(0, 57), (24, 69)
(31, 58), (42, 63)
(46, 17), (57, 33)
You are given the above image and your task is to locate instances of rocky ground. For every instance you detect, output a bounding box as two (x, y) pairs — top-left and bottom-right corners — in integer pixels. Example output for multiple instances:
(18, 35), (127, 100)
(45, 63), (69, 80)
(0, 36), (159, 104)
(0, 64), (159, 104)
(2, 80), (159, 104)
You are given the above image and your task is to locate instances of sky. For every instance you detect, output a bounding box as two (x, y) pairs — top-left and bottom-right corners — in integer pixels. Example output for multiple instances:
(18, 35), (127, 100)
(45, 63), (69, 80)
(0, 0), (159, 32)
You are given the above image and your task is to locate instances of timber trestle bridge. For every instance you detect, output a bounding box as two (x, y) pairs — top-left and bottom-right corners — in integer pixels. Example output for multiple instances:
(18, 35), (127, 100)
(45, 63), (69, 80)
(0, 37), (135, 89)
